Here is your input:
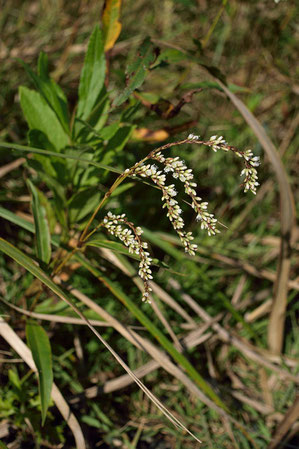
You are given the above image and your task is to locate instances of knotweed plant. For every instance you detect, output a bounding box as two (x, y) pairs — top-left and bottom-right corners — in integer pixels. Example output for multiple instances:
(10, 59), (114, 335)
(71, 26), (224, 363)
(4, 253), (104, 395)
(82, 134), (260, 303)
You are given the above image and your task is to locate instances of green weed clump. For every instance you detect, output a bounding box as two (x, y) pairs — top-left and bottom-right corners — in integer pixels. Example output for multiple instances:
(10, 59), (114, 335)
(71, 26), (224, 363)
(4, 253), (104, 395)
(0, 2), (297, 448)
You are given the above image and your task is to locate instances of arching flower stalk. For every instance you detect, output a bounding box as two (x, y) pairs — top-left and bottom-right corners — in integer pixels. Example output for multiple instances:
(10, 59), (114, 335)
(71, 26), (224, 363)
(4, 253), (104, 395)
(86, 133), (260, 303)
(184, 134), (260, 195)
(102, 212), (153, 302)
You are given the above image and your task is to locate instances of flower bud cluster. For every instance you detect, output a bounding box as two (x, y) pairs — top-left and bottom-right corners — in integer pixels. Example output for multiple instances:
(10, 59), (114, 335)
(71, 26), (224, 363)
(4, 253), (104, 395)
(153, 152), (219, 236)
(132, 164), (198, 255)
(103, 212), (153, 302)
(209, 135), (227, 152)
(188, 133), (200, 141)
(202, 136), (260, 195)
(240, 150), (260, 195)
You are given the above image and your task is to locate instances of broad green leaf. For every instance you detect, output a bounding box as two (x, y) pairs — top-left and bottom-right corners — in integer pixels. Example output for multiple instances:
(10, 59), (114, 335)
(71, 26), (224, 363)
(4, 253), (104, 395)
(19, 86), (69, 151)
(72, 163), (102, 189)
(26, 322), (53, 425)
(102, 0), (122, 51)
(20, 53), (69, 134)
(113, 37), (155, 107)
(76, 253), (227, 411)
(27, 179), (51, 264)
(0, 441), (9, 449)
(77, 25), (106, 120)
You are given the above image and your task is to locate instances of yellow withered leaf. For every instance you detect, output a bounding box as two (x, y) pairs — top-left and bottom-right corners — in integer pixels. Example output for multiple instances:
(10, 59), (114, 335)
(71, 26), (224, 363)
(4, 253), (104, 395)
(132, 128), (169, 142)
(102, 0), (122, 52)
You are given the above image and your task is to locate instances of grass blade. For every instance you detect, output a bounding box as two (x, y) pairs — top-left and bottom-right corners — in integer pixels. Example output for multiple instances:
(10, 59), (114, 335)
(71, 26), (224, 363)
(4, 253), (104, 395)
(26, 322), (53, 425)
(0, 206), (35, 233)
(0, 141), (122, 174)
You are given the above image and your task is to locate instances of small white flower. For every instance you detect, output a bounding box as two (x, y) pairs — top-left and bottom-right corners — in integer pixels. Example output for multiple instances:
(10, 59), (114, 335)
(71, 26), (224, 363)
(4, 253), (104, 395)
(188, 133), (200, 140)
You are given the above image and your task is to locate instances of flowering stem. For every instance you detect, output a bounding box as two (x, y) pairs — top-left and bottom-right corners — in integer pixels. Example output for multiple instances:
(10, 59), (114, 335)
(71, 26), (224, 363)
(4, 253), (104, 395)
(102, 212), (153, 302)
(71, 133), (260, 304)
(78, 139), (195, 244)
(79, 136), (259, 245)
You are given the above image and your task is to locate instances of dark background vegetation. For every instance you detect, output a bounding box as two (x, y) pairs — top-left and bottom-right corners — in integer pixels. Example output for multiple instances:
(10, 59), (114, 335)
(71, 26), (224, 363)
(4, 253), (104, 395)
(0, 1), (298, 448)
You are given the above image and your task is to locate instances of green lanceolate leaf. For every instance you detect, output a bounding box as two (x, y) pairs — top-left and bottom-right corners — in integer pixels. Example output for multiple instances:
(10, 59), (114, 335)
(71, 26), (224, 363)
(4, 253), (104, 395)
(77, 25), (106, 120)
(20, 53), (70, 134)
(38, 52), (70, 132)
(27, 179), (51, 264)
(0, 206), (35, 233)
(19, 86), (69, 151)
(26, 322), (53, 426)
(113, 37), (156, 107)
